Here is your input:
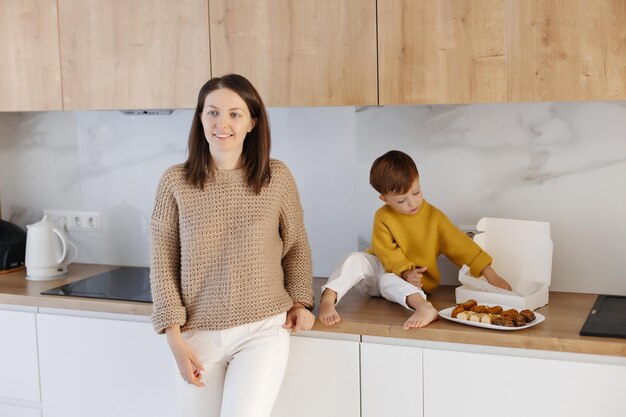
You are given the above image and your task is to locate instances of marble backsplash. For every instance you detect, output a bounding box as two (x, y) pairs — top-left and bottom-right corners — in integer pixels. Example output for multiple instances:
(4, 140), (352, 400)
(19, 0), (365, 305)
(1, 101), (625, 295)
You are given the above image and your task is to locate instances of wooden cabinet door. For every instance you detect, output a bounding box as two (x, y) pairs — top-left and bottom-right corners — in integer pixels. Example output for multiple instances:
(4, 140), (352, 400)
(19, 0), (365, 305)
(507, 0), (626, 102)
(57, 0), (210, 110)
(0, 0), (62, 111)
(378, 0), (507, 104)
(210, 0), (378, 107)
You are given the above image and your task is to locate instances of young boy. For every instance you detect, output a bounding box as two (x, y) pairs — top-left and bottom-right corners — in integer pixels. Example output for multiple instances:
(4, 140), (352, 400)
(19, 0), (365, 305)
(319, 150), (511, 329)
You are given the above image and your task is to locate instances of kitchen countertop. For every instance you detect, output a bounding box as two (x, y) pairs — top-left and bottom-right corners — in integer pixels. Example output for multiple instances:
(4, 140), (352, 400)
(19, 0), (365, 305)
(0, 264), (152, 316)
(1, 263), (624, 357)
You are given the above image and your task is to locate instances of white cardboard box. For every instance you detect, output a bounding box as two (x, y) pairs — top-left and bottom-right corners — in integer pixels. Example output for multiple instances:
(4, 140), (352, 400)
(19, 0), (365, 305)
(455, 217), (553, 311)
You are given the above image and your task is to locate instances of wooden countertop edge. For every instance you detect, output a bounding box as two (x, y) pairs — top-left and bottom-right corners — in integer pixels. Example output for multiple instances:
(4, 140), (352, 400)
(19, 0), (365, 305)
(0, 293), (153, 316)
(310, 321), (626, 357)
(1, 265), (624, 357)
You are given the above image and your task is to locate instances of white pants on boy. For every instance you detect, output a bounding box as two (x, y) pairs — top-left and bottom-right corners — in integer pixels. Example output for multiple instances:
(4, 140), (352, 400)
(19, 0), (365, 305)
(322, 252), (427, 309)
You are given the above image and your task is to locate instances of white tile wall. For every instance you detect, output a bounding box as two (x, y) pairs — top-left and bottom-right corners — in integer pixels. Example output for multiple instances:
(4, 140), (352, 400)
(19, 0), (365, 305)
(355, 102), (626, 294)
(1, 101), (625, 295)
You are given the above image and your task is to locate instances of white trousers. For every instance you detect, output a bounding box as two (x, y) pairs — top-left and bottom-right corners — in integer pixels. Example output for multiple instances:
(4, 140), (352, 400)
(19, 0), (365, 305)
(176, 312), (290, 417)
(322, 252), (426, 309)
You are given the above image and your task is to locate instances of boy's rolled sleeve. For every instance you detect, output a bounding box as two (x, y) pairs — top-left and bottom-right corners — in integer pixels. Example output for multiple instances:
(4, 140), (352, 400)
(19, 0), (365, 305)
(439, 213), (493, 278)
(467, 251), (493, 278)
(390, 259), (416, 278)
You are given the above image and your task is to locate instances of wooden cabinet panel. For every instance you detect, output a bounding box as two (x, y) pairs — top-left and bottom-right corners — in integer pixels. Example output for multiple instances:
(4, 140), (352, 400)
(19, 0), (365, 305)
(0, 0), (62, 111)
(378, 0), (507, 104)
(58, 0), (210, 110)
(508, 0), (626, 102)
(210, 0), (378, 107)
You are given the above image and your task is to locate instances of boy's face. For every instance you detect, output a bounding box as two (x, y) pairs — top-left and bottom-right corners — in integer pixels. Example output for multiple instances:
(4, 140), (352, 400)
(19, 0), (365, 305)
(380, 178), (424, 215)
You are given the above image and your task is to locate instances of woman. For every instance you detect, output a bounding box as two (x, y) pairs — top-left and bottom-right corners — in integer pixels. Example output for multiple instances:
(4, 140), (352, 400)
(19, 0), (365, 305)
(150, 74), (315, 417)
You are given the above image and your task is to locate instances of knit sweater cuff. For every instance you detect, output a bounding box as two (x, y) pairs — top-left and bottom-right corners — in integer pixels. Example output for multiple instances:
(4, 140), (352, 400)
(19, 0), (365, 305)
(391, 260), (416, 277)
(293, 299), (314, 311)
(151, 306), (187, 334)
(468, 251), (493, 278)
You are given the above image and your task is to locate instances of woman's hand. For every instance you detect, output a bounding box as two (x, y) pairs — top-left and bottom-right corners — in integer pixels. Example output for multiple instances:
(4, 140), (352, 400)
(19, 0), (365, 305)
(401, 266), (427, 288)
(482, 265), (512, 291)
(284, 303), (315, 334)
(165, 326), (205, 387)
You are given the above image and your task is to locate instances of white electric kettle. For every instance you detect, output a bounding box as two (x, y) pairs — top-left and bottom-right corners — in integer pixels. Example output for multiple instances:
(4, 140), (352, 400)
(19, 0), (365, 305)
(25, 215), (78, 280)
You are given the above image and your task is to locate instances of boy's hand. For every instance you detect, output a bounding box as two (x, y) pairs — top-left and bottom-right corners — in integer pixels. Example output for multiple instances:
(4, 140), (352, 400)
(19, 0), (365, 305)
(486, 274), (512, 291)
(401, 267), (427, 288)
(482, 265), (512, 291)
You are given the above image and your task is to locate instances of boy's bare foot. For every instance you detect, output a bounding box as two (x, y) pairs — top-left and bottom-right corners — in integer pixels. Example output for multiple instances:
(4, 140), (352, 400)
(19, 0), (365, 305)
(403, 300), (439, 329)
(319, 289), (341, 325)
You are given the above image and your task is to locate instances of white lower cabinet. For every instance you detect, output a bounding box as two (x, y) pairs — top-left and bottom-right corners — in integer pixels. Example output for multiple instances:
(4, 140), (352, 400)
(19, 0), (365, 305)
(5, 303), (626, 417)
(0, 404), (41, 417)
(423, 348), (626, 417)
(0, 305), (41, 417)
(272, 333), (361, 417)
(35, 311), (360, 417)
(37, 310), (177, 417)
(361, 341), (423, 417)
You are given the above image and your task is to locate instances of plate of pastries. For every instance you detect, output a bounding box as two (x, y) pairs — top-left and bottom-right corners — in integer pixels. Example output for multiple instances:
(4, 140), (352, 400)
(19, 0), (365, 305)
(439, 299), (545, 331)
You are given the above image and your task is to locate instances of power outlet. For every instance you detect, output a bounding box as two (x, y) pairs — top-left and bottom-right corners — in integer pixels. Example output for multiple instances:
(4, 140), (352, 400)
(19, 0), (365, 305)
(43, 210), (101, 232)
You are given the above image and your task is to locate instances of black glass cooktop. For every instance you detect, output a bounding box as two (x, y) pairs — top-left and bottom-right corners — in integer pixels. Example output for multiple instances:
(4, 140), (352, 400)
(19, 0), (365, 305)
(41, 266), (152, 303)
(580, 294), (626, 339)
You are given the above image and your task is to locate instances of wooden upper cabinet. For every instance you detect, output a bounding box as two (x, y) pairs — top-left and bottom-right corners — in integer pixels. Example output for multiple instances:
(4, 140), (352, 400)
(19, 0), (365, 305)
(57, 0), (210, 110)
(209, 0), (378, 107)
(507, 0), (626, 102)
(378, 0), (507, 105)
(0, 0), (62, 111)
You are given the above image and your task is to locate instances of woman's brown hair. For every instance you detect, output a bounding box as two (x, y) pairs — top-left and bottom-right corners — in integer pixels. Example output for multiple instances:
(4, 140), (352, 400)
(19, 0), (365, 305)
(184, 74), (271, 194)
(369, 150), (419, 195)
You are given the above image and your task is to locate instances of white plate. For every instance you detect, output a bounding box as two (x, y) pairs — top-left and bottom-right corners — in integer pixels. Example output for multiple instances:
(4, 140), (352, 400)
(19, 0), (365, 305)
(438, 304), (545, 331)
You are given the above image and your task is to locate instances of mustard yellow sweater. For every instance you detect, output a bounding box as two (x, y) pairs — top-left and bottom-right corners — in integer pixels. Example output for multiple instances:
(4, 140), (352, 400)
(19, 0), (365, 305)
(150, 160), (313, 334)
(369, 201), (491, 294)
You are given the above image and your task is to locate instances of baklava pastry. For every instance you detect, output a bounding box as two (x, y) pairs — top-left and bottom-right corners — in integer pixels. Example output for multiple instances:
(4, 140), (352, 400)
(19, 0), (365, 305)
(460, 299), (478, 310)
(519, 309), (536, 323)
(451, 305), (466, 318)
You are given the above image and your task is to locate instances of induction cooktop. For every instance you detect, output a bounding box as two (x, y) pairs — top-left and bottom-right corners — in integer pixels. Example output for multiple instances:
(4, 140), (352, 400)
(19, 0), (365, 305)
(41, 266), (152, 303)
(580, 294), (626, 339)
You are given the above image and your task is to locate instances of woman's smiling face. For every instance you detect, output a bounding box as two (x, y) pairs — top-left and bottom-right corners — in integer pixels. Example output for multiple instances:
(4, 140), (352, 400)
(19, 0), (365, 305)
(201, 88), (256, 157)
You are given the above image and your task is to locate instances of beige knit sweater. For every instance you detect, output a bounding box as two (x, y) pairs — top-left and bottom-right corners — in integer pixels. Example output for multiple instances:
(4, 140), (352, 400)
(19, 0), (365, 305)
(150, 159), (313, 334)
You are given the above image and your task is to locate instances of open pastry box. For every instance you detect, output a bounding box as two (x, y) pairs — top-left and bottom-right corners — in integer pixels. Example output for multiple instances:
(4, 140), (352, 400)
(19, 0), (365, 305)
(455, 217), (553, 311)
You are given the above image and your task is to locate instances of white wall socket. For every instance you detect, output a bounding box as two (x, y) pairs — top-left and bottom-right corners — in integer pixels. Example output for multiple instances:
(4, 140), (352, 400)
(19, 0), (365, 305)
(43, 210), (101, 232)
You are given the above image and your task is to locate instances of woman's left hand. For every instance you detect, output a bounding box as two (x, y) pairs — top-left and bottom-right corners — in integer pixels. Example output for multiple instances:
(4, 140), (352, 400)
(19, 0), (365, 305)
(284, 304), (315, 334)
